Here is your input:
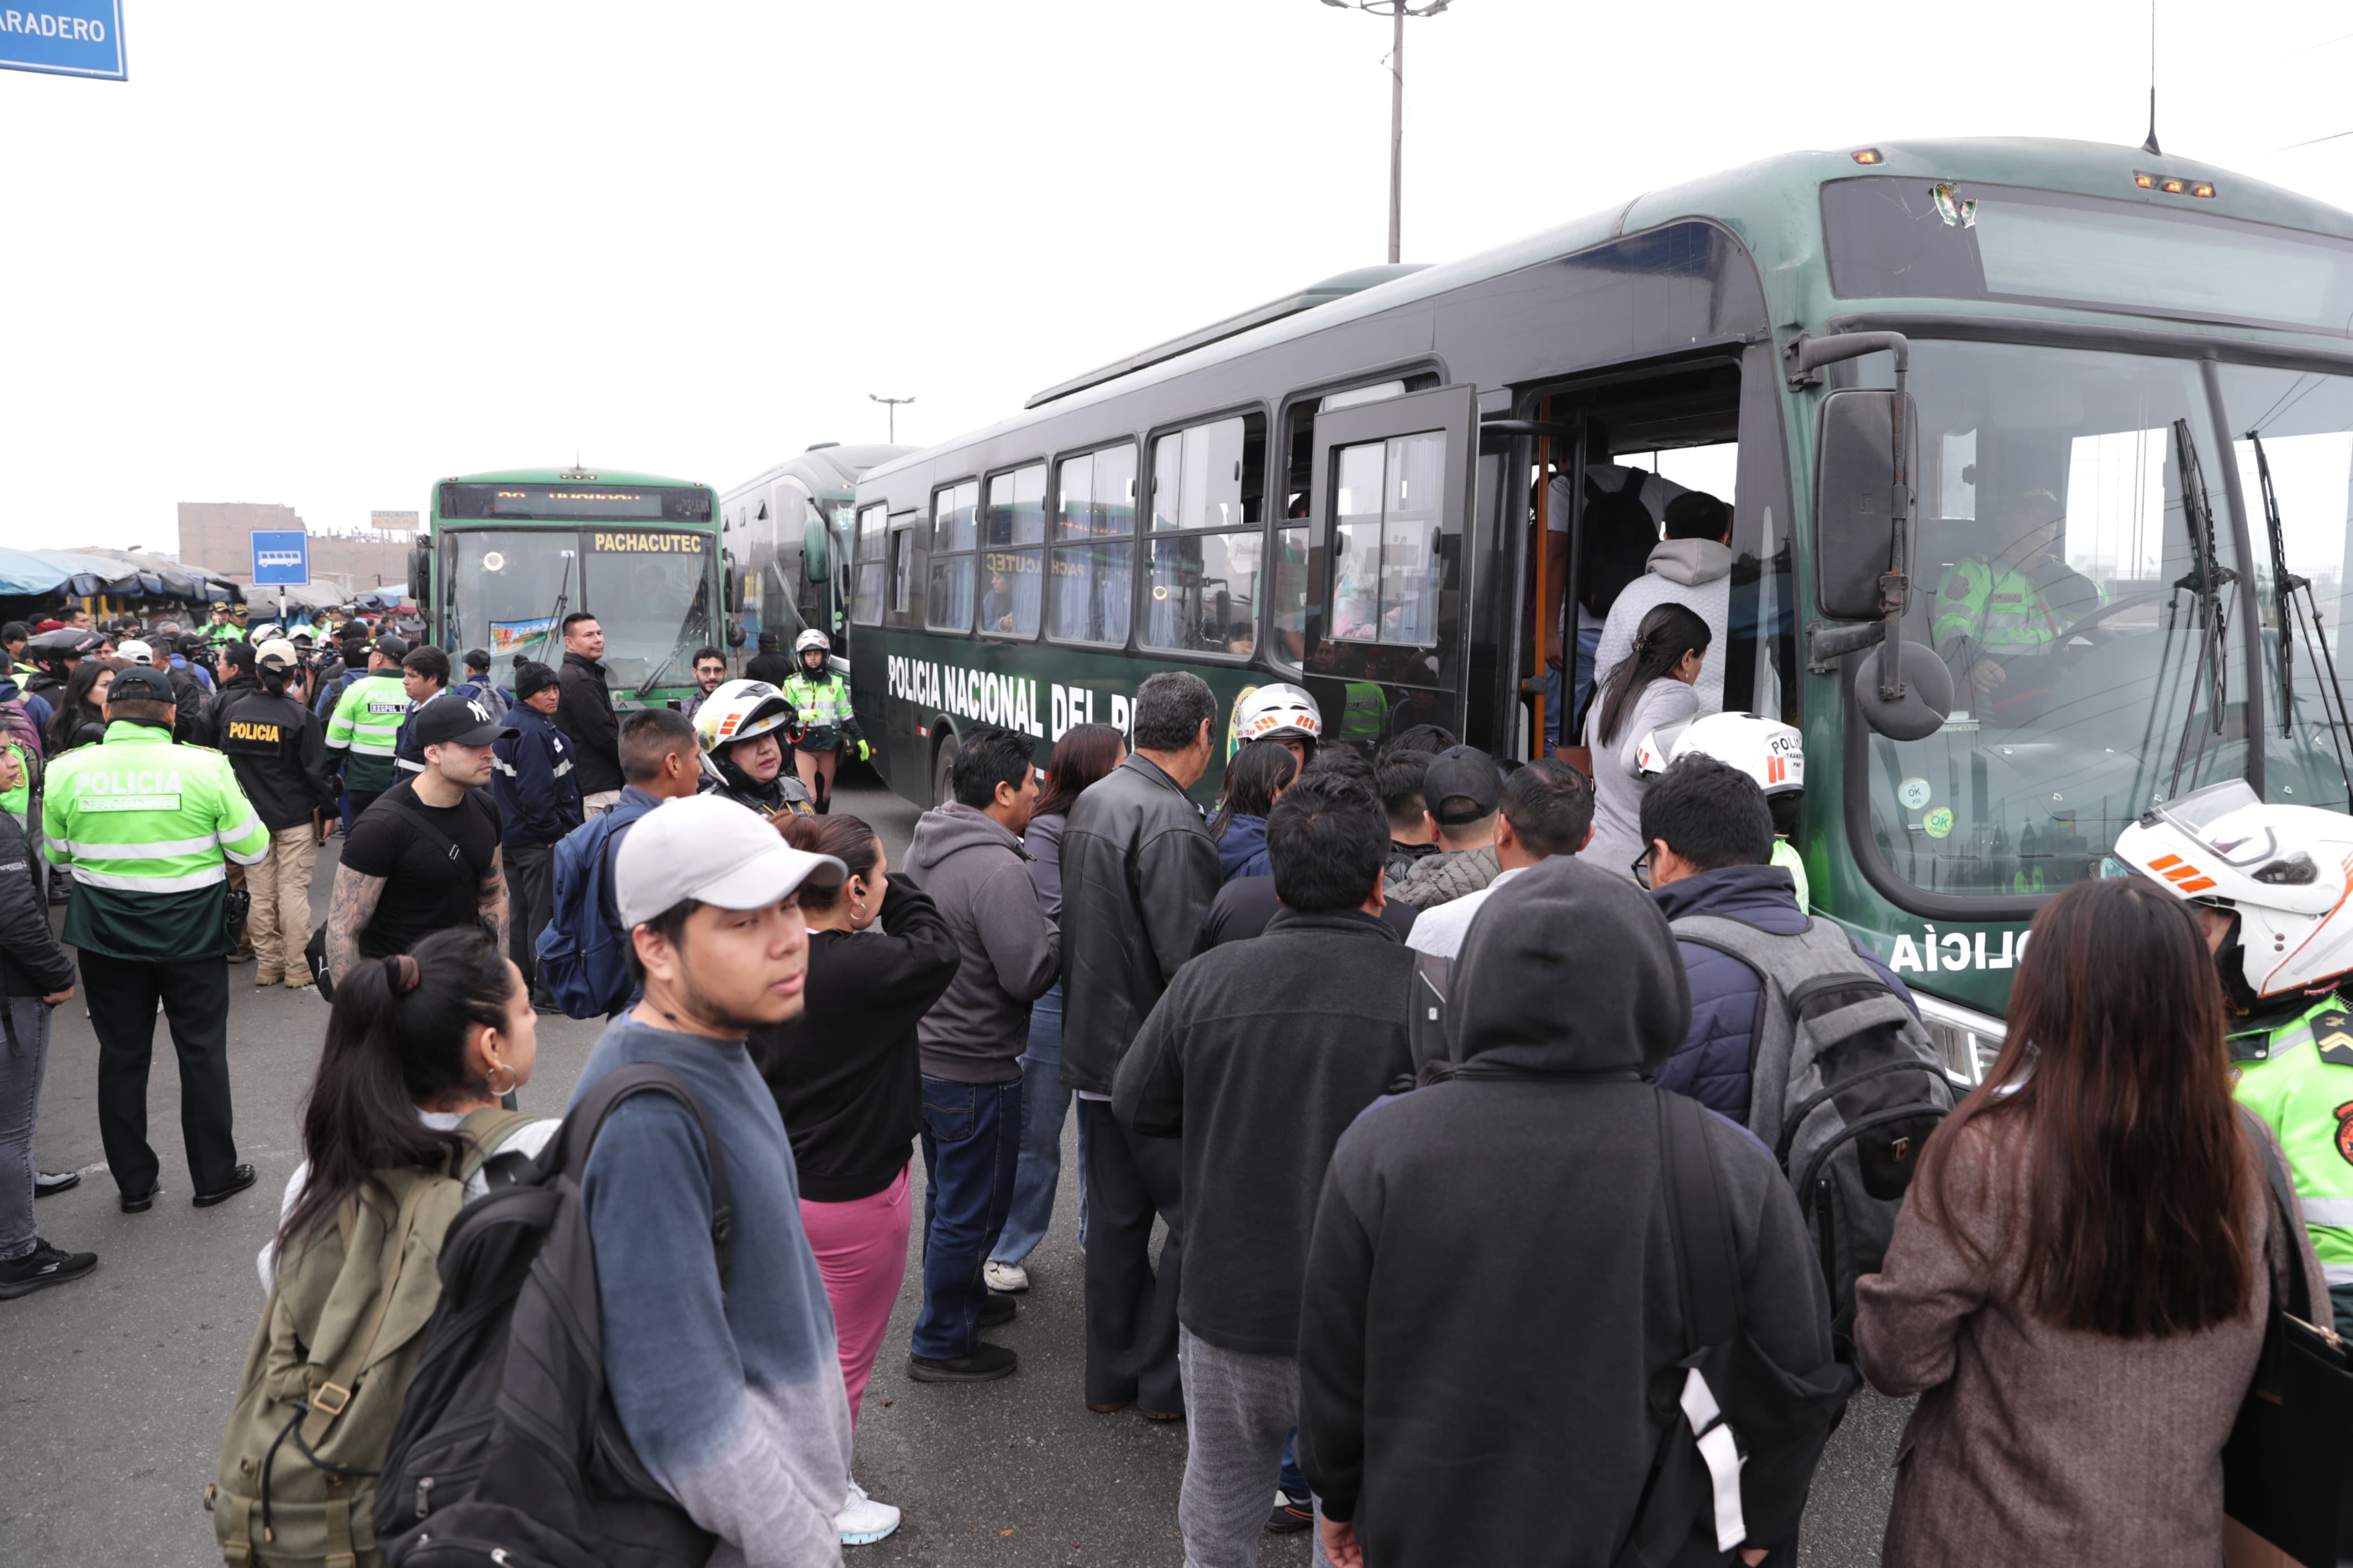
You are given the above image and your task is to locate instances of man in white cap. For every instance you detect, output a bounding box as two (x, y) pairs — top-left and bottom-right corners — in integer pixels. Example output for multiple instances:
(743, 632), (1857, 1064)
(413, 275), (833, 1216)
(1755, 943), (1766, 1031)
(568, 794), (874, 1556)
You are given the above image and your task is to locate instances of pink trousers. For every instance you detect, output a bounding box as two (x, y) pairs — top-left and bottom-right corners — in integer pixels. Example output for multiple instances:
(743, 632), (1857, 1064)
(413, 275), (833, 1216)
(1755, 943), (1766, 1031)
(800, 1164), (914, 1423)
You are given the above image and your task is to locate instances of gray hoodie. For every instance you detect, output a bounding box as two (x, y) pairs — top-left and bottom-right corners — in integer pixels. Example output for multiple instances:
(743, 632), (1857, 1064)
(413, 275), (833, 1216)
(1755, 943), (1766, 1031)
(908, 801), (1060, 1083)
(1592, 537), (1734, 711)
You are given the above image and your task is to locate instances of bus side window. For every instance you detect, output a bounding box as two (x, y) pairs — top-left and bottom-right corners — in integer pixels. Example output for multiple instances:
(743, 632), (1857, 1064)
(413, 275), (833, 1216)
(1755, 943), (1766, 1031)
(889, 513), (918, 619)
(1144, 413), (1265, 657)
(1050, 444), (1137, 646)
(852, 504), (888, 626)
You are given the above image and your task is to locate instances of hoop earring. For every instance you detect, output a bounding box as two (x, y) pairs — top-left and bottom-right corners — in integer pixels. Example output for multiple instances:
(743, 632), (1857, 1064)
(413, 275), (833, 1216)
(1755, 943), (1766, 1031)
(485, 1061), (519, 1098)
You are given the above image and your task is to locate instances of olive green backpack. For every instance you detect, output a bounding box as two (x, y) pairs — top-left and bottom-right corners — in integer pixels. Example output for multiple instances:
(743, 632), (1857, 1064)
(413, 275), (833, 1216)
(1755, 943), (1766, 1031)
(207, 1107), (538, 1568)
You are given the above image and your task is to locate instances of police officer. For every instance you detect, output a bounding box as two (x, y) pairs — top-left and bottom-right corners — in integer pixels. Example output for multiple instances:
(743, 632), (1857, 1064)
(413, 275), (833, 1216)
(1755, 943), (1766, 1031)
(212, 639), (339, 988)
(42, 664), (270, 1211)
(323, 634), (411, 829)
(1932, 489), (2104, 718)
(2117, 781), (2353, 1335)
(777, 630), (868, 814)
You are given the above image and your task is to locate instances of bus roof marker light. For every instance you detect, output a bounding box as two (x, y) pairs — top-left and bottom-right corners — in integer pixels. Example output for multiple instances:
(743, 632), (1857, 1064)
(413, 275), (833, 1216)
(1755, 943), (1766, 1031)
(2134, 171), (2156, 188)
(2192, 182), (2216, 198)
(2161, 177), (2187, 195)
(1851, 148), (1884, 165)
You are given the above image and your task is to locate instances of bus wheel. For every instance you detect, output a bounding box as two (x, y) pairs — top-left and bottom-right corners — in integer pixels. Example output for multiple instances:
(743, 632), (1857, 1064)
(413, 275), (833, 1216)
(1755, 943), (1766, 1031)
(930, 733), (959, 809)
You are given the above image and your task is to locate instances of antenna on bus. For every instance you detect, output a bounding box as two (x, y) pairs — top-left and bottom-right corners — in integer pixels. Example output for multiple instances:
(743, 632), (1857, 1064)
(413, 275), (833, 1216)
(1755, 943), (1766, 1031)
(2141, 0), (2161, 155)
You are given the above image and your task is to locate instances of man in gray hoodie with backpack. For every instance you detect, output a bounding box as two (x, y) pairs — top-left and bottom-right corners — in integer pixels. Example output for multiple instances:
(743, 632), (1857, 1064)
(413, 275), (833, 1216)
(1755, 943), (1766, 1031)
(904, 724), (1059, 1384)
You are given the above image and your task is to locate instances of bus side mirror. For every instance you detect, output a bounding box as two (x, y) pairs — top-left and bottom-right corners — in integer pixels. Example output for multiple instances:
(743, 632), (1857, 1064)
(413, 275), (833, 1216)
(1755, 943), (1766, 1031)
(723, 551), (745, 614)
(1799, 330), (1951, 742)
(407, 546), (430, 605)
(803, 521), (831, 585)
(1815, 387), (1916, 621)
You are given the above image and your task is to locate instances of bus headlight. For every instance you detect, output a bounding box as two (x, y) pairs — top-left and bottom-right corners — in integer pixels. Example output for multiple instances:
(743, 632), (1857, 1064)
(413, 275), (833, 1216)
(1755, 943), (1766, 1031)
(1915, 992), (2005, 1088)
(482, 551), (507, 572)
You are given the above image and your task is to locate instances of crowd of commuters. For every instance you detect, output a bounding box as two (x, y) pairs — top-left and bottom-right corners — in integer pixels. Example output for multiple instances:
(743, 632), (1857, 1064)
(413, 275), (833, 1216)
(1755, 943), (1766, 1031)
(4, 599), (2348, 1568)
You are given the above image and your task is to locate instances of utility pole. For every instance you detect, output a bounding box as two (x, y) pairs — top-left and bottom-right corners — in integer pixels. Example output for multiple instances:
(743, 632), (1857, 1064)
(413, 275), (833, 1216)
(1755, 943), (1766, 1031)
(1321, 0), (1453, 265)
(869, 394), (916, 444)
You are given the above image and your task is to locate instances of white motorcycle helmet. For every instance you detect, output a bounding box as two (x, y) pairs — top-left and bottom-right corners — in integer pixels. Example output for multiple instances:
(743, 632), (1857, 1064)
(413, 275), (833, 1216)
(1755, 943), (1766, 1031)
(1232, 682), (1323, 749)
(2114, 779), (2353, 1006)
(795, 629), (831, 655)
(1637, 711), (1804, 792)
(693, 679), (797, 757)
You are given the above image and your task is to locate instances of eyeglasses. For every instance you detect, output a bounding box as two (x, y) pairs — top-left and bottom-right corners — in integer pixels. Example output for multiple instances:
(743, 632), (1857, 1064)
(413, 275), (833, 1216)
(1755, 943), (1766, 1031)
(1630, 850), (1653, 889)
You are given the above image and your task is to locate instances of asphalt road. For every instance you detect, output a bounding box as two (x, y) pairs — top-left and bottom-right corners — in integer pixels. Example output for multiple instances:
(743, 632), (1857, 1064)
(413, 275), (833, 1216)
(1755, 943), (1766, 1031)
(0, 775), (1903, 1566)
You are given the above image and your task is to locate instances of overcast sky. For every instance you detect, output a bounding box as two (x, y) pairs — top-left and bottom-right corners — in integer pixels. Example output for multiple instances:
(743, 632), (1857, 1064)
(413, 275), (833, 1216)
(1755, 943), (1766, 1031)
(2, 1), (2349, 556)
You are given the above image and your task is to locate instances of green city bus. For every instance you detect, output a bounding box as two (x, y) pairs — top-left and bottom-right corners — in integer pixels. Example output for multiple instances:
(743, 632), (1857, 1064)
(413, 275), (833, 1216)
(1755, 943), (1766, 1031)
(411, 466), (727, 711)
(847, 138), (2353, 1081)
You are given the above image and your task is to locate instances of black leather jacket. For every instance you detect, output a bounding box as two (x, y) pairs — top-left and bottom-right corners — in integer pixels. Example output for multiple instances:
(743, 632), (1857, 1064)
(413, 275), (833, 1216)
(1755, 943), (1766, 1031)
(1056, 753), (1221, 1095)
(0, 812), (74, 997)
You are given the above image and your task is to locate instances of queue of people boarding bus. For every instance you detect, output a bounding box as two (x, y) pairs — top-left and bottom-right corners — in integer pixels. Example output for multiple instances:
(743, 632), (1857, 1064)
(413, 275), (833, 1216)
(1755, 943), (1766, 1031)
(10, 593), (2334, 1565)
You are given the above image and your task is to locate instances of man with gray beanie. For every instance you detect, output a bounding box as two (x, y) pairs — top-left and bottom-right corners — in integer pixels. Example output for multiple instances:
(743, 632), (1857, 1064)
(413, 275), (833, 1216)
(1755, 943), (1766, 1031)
(1296, 855), (1841, 1567)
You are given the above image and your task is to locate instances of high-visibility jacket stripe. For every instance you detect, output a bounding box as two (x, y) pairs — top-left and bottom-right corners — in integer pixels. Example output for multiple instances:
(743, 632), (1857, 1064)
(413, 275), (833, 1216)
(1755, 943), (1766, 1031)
(68, 864), (229, 893)
(51, 831), (234, 859)
(2299, 1198), (2353, 1228)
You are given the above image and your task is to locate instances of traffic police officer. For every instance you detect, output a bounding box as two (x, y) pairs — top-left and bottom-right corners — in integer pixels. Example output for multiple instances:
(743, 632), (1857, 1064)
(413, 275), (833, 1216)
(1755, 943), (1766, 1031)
(42, 664), (271, 1211)
(2118, 780), (2353, 1334)
(323, 634), (412, 828)
(777, 629), (868, 814)
(1932, 489), (2104, 716)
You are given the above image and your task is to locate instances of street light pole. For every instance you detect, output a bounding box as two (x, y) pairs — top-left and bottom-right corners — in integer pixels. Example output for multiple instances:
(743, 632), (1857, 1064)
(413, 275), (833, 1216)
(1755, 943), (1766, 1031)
(869, 394), (916, 443)
(1388, 3), (1404, 264)
(1321, 0), (1452, 266)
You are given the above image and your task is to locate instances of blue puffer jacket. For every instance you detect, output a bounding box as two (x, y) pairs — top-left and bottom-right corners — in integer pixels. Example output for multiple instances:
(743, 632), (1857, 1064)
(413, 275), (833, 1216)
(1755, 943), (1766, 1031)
(1648, 863), (1916, 1125)
(1216, 814), (1272, 883)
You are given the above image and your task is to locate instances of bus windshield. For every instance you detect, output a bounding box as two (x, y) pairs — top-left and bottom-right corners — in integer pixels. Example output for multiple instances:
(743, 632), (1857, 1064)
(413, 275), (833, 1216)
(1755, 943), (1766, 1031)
(1859, 340), (2257, 896)
(443, 527), (717, 687)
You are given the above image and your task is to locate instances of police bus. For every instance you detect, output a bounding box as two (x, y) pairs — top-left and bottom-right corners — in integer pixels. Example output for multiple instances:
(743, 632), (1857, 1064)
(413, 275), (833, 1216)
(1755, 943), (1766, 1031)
(719, 442), (912, 664)
(409, 466), (726, 711)
(846, 139), (2353, 1081)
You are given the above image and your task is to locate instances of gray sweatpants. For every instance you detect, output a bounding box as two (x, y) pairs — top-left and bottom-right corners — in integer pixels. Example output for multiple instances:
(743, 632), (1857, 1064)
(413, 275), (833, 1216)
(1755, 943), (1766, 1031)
(1176, 1325), (1331, 1568)
(0, 997), (53, 1262)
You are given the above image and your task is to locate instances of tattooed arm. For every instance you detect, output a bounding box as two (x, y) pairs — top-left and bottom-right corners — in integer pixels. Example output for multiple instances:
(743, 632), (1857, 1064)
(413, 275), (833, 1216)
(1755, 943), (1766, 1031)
(479, 846), (508, 954)
(326, 863), (386, 982)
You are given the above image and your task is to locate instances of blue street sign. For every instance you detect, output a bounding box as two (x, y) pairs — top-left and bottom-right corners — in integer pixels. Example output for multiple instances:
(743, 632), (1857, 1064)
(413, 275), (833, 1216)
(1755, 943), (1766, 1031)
(0, 3), (126, 81)
(251, 531), (310, 587)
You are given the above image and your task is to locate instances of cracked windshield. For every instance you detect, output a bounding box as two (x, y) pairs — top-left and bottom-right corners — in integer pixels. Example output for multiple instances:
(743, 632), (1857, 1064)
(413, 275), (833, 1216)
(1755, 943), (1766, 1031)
(1854, 340), (2337, 896)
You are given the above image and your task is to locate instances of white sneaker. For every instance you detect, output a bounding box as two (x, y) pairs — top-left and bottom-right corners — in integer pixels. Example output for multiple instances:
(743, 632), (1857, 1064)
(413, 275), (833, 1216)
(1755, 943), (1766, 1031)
(984, 1260), (1029, 1293)
(837, 1479), (900, 1547)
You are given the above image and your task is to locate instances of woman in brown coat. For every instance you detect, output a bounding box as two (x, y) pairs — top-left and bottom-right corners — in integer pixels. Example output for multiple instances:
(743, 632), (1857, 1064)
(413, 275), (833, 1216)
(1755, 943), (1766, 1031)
(1856, 876), (2326, 1568)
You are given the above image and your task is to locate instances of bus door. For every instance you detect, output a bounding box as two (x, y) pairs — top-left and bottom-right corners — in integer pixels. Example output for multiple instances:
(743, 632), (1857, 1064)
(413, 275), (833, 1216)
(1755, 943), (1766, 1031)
(1302, 383), (1479, 750)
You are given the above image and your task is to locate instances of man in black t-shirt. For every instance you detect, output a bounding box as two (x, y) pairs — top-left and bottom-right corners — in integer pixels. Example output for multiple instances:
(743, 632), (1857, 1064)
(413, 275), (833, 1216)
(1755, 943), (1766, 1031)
(324, 692), (515, 980)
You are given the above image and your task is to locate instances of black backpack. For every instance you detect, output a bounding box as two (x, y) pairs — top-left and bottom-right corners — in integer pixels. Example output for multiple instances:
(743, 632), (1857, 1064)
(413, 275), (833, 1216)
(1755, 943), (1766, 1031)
(373, 1064), (733, 1567)
(1668, 913), (1954, 1355)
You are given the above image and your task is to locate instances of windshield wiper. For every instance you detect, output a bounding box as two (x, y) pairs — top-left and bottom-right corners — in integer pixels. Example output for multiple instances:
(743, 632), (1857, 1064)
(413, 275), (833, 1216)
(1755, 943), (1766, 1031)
(540, 552), (574, 666)
(2248, 429), (2353, 794)
(635, 651), (678, 698)
(2166, 418), (2238, 800)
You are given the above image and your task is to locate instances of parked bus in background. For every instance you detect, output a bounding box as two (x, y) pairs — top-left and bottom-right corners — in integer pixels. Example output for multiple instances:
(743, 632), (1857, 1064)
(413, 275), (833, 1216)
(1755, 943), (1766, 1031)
(410, 466), (726, 712)
(848, 138), (2353, 1085)
(719, 441), (911, 667)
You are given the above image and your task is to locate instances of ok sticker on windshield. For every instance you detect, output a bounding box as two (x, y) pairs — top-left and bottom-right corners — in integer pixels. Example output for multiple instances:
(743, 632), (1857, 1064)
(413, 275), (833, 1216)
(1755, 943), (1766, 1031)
(1923, 807), (1956, 840)
(1898, 776), (1933, 811)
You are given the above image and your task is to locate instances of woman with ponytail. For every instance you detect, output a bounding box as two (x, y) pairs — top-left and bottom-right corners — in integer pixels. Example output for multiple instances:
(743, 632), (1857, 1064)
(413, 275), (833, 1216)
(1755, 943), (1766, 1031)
(219, 928), (550, 1568)
(1580, 601), (1711, 877)
(260, 925), (552, 1286)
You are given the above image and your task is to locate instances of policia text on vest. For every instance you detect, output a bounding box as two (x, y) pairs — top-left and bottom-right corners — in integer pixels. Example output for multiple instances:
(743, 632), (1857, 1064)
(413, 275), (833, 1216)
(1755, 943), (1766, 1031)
(43, 718), (271, 1206)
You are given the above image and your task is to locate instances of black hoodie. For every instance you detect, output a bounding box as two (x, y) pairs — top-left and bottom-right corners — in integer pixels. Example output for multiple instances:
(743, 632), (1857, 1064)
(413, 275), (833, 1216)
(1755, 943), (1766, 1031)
(1296, 855), (1835, 1565)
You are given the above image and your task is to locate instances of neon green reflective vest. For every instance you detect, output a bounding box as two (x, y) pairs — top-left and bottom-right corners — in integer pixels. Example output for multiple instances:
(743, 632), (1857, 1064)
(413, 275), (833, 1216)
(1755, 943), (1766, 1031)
(779, 671), (857, 736)
(42, 722), (269, 961)
(1772, 837), (1811, 910)
(207, 621), (243, 645)
(326, 671), (411, 794)
(1932, 558), (2104, 655)
(2231, 994), (2353, 1289)
(1334, 680), (1386, 746)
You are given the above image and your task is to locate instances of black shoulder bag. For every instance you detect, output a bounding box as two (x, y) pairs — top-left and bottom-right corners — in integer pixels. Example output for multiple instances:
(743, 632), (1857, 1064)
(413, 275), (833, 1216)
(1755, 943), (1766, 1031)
(2221, 1108), (2353, 1568)
(1613, 1091), (1856, 1568)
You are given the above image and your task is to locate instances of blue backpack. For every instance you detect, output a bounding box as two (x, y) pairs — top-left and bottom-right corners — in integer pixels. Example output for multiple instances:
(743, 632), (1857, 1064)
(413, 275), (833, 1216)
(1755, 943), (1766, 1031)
(535, 796), (658, 1019)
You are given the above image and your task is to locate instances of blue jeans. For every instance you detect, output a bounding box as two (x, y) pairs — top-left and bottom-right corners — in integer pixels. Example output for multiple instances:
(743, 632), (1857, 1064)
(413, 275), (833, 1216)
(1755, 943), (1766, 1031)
(1545, 623), (1605, 748)
(0, 997), (52, 1262)
(990, 984), (1089, 1264)
(913, 1074), (1023, 1361)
